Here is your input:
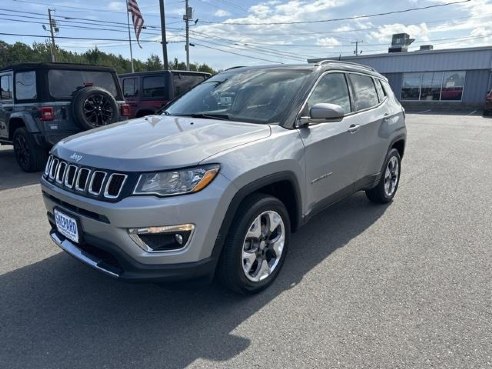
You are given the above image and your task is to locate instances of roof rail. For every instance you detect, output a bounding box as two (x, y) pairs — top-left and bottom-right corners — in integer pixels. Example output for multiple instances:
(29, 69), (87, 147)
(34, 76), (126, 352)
(224, 65), (246, 71)
(312, 59), (377, 72)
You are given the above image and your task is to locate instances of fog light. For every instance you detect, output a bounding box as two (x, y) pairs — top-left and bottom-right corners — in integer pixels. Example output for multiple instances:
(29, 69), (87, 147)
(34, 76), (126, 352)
(128, 224), (194, 252)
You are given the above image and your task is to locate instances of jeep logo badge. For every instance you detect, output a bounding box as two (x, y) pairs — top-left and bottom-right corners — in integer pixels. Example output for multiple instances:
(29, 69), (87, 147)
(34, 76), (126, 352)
(70, 153), (83, 162)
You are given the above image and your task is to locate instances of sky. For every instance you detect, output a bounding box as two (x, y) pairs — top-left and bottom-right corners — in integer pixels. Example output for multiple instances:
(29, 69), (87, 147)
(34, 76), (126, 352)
(0, 0), (491, 70)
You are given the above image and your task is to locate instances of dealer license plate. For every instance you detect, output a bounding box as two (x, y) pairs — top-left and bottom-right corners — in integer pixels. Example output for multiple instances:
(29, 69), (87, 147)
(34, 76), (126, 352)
(54, 209), (80, 244)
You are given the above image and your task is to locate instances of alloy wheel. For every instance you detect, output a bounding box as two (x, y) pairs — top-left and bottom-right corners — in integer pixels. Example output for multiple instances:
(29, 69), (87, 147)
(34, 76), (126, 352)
(384, 156), (399, 197)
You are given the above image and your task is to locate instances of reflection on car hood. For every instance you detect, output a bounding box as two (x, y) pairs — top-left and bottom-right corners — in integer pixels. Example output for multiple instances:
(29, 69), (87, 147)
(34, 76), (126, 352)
(52, 115), (271, 171)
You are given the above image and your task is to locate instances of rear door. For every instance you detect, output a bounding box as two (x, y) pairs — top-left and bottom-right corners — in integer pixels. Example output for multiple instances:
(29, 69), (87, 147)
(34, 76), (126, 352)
(346, 73), (389, 182)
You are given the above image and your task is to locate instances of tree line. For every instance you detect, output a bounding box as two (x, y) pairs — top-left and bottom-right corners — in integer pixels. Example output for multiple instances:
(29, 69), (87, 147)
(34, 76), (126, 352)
(0, 40), (216, 74)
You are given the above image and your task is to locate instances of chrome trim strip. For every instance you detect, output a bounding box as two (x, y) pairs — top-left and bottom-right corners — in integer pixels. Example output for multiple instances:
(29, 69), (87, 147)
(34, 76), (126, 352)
(88, 171), (107, 196)
(55, 161), (67, 184)
(49, 158), (59, 179)
(44, 155), (53, 176)
(75, 168), (91, 192)
(64, 165), (78, 189)
(128, 224), (195, 253)
(104, 173), (127, 199)
(50, 231), (120, 278)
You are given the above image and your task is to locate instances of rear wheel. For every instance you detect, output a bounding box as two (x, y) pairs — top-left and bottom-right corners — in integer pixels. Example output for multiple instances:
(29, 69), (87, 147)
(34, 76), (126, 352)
(365, 148), (401, 204)
(217, 194), (290, 294)
(13, 127), (48, 172)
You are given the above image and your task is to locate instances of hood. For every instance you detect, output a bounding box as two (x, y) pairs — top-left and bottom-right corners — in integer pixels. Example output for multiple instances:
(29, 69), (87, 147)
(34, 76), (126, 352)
(53, 115), (271, 171)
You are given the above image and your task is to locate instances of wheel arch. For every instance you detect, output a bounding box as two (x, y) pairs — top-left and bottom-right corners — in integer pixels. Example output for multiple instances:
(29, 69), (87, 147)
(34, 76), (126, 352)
(8, 113), (40, 140)
(211, 172), (303, 262)
(390, 136), (406, 159)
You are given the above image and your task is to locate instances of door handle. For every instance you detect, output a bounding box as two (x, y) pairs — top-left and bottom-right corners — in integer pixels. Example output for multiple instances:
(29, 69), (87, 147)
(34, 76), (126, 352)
(348, 124), (360, 133)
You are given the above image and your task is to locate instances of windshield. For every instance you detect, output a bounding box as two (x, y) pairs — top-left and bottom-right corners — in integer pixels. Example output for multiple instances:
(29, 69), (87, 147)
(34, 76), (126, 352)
(164, 68), (311, 124)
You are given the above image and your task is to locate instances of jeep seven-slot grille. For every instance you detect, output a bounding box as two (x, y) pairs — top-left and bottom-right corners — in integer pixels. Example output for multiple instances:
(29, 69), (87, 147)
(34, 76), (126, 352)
(44, 155), (128, 201)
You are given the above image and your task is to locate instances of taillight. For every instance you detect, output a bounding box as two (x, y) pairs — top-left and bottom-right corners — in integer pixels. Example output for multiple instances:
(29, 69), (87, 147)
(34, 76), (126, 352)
(120, 103), (131, 117)
(39, 107), (54, 121)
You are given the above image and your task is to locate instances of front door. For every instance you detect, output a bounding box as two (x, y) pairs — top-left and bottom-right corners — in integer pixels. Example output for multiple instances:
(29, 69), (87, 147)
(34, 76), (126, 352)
(0, 72), (13, 139)
(299, 72), (360, 213)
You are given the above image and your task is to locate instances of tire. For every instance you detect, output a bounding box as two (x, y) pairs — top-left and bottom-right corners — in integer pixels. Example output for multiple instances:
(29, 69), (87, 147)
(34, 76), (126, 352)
(483, 110), (491, 116)
(72, 86), (119, 130)
(13, 127), (48, 172)
(365, 148), (401, 204)
(217, 193), (291, 294)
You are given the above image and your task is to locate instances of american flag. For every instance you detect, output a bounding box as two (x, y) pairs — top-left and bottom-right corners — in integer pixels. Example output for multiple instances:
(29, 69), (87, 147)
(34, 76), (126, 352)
(127, 0), (144, 47)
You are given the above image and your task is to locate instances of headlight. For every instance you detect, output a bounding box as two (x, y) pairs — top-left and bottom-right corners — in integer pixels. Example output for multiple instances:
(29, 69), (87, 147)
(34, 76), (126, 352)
(133, 164), (220, 196)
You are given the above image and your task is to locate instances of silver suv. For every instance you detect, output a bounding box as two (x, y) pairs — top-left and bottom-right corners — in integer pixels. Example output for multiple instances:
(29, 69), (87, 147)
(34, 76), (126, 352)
(40, 61), (406, 294)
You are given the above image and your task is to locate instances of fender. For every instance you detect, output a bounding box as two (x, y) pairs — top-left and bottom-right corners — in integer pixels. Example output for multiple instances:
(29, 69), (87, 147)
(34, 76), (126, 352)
(9, 112), (41, 137)
(210, 171), (303, 262)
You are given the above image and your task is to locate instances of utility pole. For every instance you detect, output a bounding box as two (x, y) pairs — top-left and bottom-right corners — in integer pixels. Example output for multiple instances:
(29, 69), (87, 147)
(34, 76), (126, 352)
(159, 0), (169, 70)
(351, 40), (363, 56)
(184, 0), (192, 70)
(48, 9), (57, 62)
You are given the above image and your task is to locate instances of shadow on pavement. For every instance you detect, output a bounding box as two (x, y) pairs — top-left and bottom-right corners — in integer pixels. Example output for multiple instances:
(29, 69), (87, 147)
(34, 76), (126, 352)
(0, 147), (43, 191)
(0, 193), (389, 369)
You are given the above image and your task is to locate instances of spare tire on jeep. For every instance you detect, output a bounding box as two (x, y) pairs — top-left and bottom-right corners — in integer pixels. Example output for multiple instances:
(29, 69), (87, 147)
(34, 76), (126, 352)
(71, 86), (119, 130)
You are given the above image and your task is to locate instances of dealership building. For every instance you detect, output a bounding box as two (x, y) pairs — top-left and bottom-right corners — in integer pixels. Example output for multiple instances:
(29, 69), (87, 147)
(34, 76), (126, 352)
(308, 35), (492, 110)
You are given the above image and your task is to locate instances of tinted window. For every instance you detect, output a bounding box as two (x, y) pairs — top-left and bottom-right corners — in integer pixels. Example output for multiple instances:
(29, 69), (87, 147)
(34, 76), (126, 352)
(48, 70), (118, 98)
(15, 71), (37, 100)
(1, 75), (12, 100)
(123, 78), (138, 97)
(349, 74), (379, 111)
(375, 79), (386, 102)
(173, 74), (206, 98)
(143, 76), (168, 99)
(307, 73), (351, 114)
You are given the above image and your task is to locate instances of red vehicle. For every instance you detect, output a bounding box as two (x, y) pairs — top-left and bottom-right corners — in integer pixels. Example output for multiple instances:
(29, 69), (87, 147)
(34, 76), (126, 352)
(119, 70), (210, 118)
(484, 90), (492, 116)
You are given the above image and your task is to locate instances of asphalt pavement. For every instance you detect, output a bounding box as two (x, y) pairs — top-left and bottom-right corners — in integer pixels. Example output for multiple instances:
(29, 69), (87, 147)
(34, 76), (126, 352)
(0, 113), (491, 369)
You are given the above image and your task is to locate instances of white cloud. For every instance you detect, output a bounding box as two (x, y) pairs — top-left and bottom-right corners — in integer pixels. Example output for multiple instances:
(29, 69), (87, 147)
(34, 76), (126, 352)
(107, 1), (125, 12)
(317, 37), (341, 47)
(214, 9), (231, 17)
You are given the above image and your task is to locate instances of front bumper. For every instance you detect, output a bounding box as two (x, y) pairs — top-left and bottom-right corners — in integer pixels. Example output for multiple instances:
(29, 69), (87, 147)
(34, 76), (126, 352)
(49, 229), (216, 282)
(41, 173), (235, 281)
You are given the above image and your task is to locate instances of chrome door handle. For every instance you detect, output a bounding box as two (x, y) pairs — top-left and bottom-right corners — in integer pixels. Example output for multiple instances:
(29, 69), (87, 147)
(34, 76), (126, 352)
(348, 124), (360, 133)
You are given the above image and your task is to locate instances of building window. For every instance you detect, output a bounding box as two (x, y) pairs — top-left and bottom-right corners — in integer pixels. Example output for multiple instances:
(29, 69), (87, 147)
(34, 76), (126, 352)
(401, 71), (466, 102)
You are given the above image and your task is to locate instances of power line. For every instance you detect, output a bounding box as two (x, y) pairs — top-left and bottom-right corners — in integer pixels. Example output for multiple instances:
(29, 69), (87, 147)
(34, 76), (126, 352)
(198, 0), (471, 25)
(193, 42), (284, 63)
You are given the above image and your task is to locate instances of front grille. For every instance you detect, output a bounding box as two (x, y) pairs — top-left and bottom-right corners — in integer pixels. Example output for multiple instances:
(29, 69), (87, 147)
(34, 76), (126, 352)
(44, 155), (130, 201)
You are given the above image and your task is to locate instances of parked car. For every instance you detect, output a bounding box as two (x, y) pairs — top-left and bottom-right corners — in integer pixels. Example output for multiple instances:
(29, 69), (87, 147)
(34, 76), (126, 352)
(0, 62), (129, 172)
(483, 90), (492, 115)
(41, 61), (406, 294)
(119, 70), (210, 118)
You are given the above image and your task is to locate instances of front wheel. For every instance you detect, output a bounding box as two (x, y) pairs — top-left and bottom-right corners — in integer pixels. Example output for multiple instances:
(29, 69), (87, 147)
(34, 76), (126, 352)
(365, 148), (401, 204)
(217, 194), (291, 294)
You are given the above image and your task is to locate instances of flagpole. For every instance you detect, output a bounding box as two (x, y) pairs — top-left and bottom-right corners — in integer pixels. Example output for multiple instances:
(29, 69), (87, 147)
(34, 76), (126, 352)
(126, 0), (135, 73)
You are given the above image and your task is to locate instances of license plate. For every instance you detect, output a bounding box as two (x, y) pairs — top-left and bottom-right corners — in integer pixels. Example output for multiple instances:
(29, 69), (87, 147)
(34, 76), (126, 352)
(54, 209), (80, 244)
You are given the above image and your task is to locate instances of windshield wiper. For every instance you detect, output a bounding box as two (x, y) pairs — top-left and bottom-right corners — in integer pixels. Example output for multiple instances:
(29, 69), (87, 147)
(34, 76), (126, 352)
(187, 113), (231, 120)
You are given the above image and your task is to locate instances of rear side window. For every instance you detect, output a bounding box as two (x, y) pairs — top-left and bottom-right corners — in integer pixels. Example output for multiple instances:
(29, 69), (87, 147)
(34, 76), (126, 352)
(173, 74), (206, 98)
(348, 73), (379, 111)
(0, 75), (12, 100)
(123, 78), (138, 97)
(143, 76), (168, 99)
(375, 79), (387, 102)
(307, 72), (351, 114)
(15, 71), (37, 100)
(48, 70), (118, 99)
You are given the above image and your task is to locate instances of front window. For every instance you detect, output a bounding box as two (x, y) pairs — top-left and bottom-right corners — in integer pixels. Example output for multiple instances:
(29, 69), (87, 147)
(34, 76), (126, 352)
(48, 69), (118, 99)
(15, 71), (37, 100)
(165, 69), (311, 124)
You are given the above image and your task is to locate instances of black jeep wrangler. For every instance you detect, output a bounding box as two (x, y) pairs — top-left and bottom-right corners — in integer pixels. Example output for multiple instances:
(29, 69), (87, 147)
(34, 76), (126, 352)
(0, 63), (129, 172)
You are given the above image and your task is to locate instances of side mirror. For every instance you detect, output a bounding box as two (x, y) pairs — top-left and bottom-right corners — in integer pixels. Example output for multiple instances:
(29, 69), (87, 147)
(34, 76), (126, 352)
(298, 103), (345, 127)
